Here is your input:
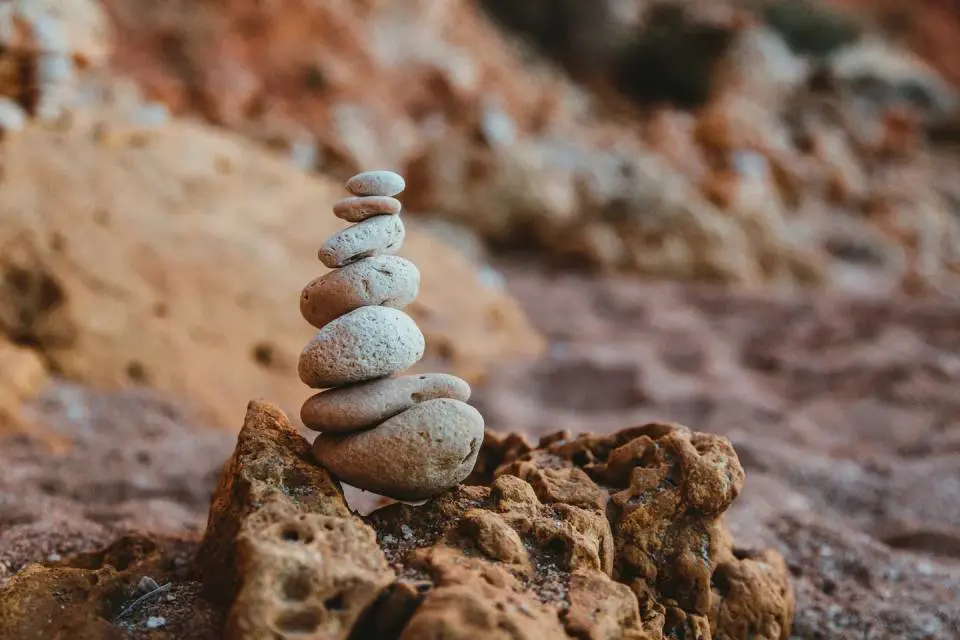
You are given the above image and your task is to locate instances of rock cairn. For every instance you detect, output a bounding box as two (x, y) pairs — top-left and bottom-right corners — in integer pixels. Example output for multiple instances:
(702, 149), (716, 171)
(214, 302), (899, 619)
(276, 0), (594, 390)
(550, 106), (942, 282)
(298, 170), (485, 501)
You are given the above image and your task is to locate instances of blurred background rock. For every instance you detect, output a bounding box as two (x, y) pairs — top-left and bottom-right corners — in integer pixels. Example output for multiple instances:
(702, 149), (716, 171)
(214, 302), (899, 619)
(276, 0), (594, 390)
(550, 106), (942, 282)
(2, 3), (960, 636)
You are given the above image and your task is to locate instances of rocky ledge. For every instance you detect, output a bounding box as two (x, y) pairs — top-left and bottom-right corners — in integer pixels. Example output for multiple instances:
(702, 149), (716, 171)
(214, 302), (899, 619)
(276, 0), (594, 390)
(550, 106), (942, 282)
(0, 399), (793, 639)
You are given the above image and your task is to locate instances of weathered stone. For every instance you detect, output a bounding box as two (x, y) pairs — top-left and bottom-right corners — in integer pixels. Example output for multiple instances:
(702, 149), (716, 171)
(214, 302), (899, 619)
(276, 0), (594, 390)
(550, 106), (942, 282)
(0, 109), (544, 429)
(195, 401), (350, 605)
(301, 373), (470, 433)
(318, 215), (406, 268)
(225, 513), (394, 640)
(312, 398), (484, 500)
(297, 306), (425, 388)
(300, 255), (420, 330)
(345, 170), (406, 197)
(333, 195), (402, 222)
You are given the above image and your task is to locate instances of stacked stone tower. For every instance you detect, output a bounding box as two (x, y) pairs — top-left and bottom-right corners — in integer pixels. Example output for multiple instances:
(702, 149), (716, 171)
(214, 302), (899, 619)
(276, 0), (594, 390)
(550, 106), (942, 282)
(298, 171), (485, 501)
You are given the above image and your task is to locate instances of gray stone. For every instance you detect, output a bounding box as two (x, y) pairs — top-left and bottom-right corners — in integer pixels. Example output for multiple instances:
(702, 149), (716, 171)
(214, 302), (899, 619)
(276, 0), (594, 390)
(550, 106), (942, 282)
(298, 306), (424, 388)
(312, 398), (485, 500)
(333, 196), (402, 223)
(300, 255), (420, 330)
(301, 373), (471, 433)
(345, 170), (406, 197)
(318, 215), (405, 268)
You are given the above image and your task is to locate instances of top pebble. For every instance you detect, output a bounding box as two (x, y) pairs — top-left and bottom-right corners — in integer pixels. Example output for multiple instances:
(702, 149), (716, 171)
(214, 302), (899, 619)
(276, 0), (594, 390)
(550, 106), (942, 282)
(346, 170), (406, 197)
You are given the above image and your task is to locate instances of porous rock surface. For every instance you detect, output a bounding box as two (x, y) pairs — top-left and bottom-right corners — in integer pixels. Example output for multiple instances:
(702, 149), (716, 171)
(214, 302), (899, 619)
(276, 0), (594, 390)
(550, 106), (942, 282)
(0, 108), (543, 428)
(198, 400), (795, 639)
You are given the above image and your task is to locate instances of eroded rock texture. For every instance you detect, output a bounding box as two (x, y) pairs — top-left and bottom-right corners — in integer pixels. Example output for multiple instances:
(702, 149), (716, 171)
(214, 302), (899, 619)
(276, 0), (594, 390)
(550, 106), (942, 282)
(196, 400), (396, 639)
(198, 401), (793, 639)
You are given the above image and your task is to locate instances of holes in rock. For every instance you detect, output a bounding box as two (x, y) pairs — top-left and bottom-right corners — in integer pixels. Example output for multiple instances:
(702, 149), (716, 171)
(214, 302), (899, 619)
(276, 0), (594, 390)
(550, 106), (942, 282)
(4, 267), (30, 294)
(135, 451), (150, 464)
(280, 526), (314, 544)
(252, 342), (275, 368)
(126, 361), (148, 383)
(435, 341), (454, 360)
(324, 593), (345, 612)
(92, 209), (111, 227)
(274, 608), (323, 635)
(710, 567), (732, 596)
(732, 547), (755, 561)
(281, 571), (313, 602)
(153, 302), (168, 318)
(49, 232), (66, 253)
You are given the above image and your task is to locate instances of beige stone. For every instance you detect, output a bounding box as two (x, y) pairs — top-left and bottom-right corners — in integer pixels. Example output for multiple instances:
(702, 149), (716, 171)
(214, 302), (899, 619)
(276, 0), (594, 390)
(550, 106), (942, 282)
(298, 306), (424, 388)
(318, 215), (405, 268)
(345, 170), (406, 197)
(312, 398), (485, 500)
(333, 195), (402, 223)
(300, 255), (419, 330)
(301, 373), (470, 433)
(0, 110), (544, 428)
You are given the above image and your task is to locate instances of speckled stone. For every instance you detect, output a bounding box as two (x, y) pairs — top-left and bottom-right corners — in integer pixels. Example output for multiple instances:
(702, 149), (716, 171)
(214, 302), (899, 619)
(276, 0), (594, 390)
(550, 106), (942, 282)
(333, 196), (402, 223)
(318, 215), (405, 269)
(300, 256), (420, 330)
(311, 398), (485, 500)
(298, 306), (425, 388)
(345, 171), (406, 197)
(301, 373), (471, 433)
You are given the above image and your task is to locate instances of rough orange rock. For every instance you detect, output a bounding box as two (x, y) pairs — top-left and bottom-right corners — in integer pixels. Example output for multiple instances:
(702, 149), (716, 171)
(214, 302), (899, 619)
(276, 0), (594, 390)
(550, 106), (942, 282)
(195, 400), (352, 605)
(226, 513), (394, 639)
(0, 108), (544, 428)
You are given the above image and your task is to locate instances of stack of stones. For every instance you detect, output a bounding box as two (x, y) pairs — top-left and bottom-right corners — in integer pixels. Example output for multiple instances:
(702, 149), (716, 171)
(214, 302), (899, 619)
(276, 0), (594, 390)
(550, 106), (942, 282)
(298, 170), (485, 502)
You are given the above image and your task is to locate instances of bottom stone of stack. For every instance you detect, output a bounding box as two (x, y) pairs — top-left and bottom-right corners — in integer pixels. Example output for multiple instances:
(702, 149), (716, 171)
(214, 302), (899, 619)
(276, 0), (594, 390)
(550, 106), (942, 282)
(311, 398), (485, 501)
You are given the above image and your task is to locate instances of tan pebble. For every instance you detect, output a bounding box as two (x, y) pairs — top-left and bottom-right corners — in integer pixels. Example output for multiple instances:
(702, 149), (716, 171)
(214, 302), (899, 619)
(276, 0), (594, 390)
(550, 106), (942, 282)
(333, 196), (402, 223)
(318, 215), (405, 268)
(298, 306), (424, 388)
(312, 398), (485, 501)
(345, 171), (406, 197)
(301, 255), (420, 329)
(301, 373), (472, 433)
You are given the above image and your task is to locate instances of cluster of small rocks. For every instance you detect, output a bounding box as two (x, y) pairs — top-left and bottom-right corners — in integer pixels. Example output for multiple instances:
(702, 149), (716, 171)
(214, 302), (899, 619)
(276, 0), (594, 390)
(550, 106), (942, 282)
(298, 170), (485, 501)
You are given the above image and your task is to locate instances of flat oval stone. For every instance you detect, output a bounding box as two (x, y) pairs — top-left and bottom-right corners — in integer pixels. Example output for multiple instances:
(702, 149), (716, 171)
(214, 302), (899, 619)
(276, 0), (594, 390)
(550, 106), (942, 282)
(345, 171), (406, 197)
(301, 373), (471, 433)
(312, 398), (485, 501)
(333, 196), (402, 223)
(300, 255), (420, 330)
(298, 306), (424, 388)
(318, 215), (405, 268)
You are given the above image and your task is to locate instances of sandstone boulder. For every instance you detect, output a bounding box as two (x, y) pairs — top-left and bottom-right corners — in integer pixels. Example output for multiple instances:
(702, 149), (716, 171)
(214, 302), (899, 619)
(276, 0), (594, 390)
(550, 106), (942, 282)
(0, 109), (543, 427)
